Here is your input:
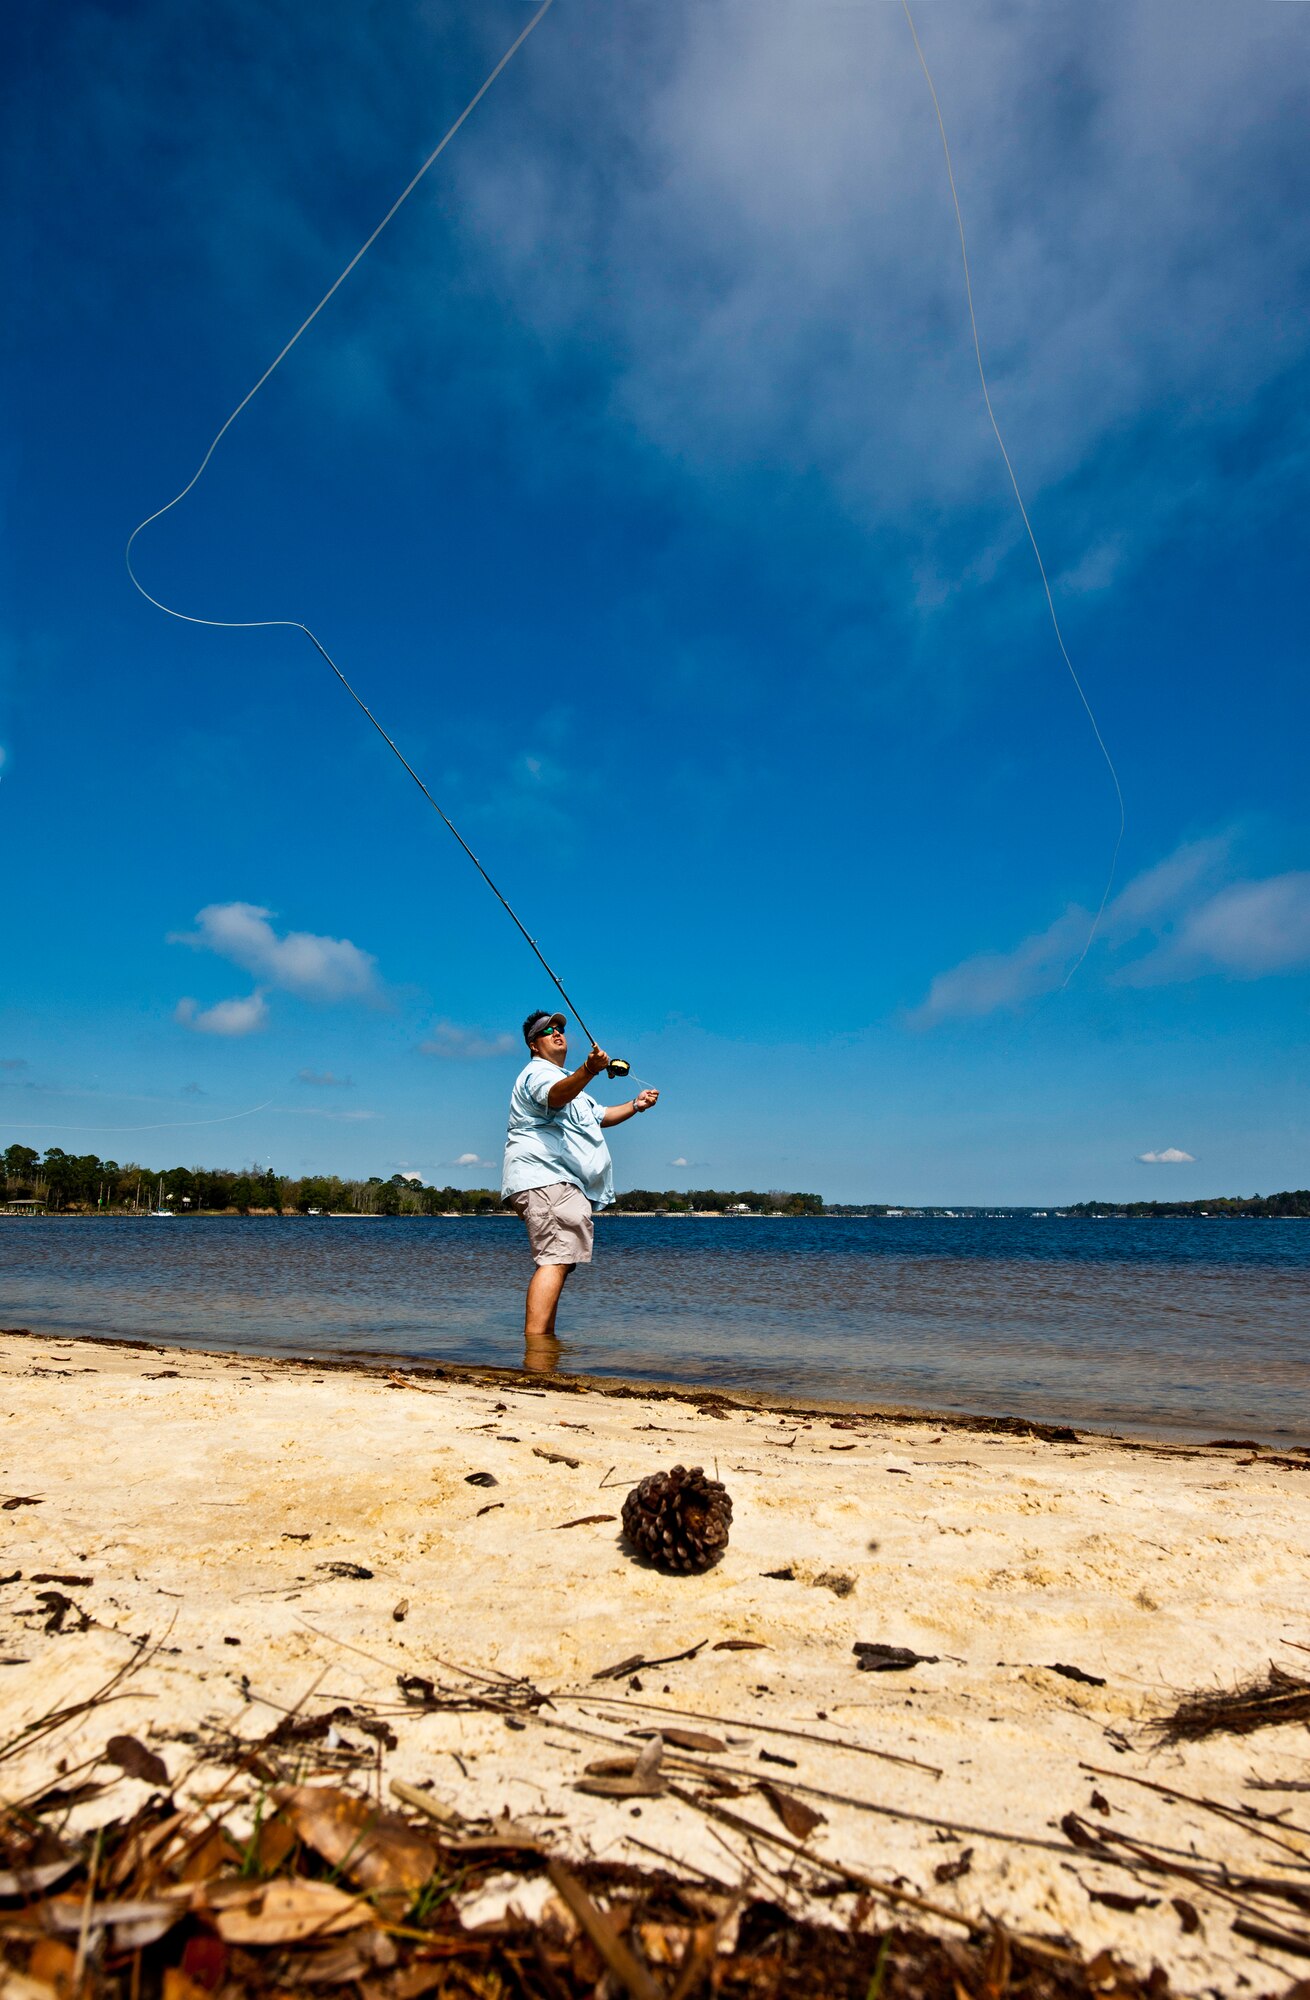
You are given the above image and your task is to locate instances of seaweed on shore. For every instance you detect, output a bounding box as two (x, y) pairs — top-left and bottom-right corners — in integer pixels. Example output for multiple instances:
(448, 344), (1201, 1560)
(1151, 1665), (1310, 1744)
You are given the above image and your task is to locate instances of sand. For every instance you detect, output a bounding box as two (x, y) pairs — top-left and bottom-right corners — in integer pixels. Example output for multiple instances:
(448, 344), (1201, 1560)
(2, 1328), (1308, 1994)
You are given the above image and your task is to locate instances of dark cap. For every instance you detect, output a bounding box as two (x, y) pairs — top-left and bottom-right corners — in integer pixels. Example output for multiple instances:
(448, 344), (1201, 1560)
(523, 1009), (566, 1046)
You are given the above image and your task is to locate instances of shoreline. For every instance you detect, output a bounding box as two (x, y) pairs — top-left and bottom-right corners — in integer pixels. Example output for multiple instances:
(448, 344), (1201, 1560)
(3, 1327), (1308, 1992)
(6, 1325), (1310, 1458)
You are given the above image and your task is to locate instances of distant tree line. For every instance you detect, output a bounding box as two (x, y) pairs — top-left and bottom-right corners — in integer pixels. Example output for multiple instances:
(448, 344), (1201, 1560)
(1066, 1191), (1310, 1219)
(1, 1145), (822, 1218)
(609, 1188), (824, 1215)
(9, 1142), (1301, 1218)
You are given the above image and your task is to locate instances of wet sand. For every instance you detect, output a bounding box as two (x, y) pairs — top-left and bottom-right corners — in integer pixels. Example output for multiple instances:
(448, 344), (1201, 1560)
(2, 1328), (1309, 1993)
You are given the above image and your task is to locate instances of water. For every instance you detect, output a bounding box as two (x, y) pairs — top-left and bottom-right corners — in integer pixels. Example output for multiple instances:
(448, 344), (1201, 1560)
(2, 1215), (1307, 1442)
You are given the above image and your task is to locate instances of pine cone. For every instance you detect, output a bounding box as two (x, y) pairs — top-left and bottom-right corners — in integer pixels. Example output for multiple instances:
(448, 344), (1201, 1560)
(622, 1464), (733, 1574)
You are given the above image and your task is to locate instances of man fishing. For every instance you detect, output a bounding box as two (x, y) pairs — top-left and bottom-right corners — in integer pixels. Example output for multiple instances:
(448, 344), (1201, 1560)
(503, 1010), (658, 1364)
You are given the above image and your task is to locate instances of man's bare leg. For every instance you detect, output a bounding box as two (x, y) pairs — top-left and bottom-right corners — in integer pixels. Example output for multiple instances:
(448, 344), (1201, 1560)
(525, 1261), (571, 1340)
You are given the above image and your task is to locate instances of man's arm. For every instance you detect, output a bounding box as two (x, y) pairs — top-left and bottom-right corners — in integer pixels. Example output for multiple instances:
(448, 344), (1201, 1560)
(546, 1045), (610, 1111)
(600, 1089), (659, 1128)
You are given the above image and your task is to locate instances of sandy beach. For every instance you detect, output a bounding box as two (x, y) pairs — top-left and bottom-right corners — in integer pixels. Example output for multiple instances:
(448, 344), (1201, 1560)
(3, 1326), (1309, 1994)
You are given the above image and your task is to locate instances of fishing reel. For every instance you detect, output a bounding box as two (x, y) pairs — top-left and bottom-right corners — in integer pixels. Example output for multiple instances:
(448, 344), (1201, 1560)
(606, 1058), (630, 1080)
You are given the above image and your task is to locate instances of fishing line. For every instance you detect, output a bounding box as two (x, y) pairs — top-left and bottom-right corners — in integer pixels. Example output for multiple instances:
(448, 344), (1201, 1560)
(900, 0), (1125, 982)
(125, 0), (627, 1076)
(2, 1102), (274, 1135)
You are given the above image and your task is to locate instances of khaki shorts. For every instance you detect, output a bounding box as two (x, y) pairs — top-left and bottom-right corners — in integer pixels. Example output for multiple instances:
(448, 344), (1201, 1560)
(510, 1181), (595, 1265)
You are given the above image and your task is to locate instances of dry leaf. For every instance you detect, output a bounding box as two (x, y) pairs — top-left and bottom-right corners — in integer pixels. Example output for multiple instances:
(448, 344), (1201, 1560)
(105, 1735), (170, 1788)
(852, 1643), (939, 1672)
(162, 1972), (211, 2000)
(553, 1514), (617, 1530)
(576, 1734), (667, 1799)
(0, 1971), (59, 2000)
(0, 1859), (78, 1898)
(631, 1727), (725, 1754)
(213, 1878), (374, 1945)
(1060, 1812), (1103, 1852)
(277, 1785), (437, 1896)
(533, 1447), (580, 1468)
(176, 1827), (241, 1883)
(26, 1944), (75, 1993)
(759, 1782), (825, 1840)
(933, 1846), (973, 1885)
(713, 1639), (767, 1652)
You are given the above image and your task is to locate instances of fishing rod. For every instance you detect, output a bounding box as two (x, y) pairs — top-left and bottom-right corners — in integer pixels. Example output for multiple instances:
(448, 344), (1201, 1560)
(299, 627), (631, 1080)
(124, 0), (630, 1082)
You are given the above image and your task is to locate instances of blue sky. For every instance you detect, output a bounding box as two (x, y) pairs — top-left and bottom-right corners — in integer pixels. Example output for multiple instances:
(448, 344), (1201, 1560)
(5, 0), (1308, 1203)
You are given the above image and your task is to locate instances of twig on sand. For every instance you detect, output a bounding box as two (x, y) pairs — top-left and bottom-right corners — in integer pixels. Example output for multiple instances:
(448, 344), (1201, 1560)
(385, 1372), (444, 1396)
(0, 1625), (165, 1765)
(572, 1692), (942, 1777)
(1080, 1760), (1310, 1856)
(546, 1859), (663, 2000)
(72, 1827), (103, 1990)
(1063, 1812), (1310, 1940)
(592, 1640), (708, 1682)
(665, 1783), (1078, 1965)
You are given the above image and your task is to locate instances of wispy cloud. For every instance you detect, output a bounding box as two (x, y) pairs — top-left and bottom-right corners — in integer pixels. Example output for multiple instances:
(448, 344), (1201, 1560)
(910, 836), (1310, 1024)
(296, 1069), (353, 1088)
(445, 0), (1310, 598)
(175, 993), (269, 1037)
(0, 1058), (27, 1071)
(420, 1021), (515, 1061)
(1127, 873), (1310, 985)
(172, 903), (380, 1003)
(73, 0), (1308, 663)
(1138, 1148), (1195, 1164)
(909, 906), (1091, 1027)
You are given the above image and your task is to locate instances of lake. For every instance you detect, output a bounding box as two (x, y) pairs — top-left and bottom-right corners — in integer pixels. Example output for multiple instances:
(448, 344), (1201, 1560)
(2, 1214), (1307, 1442)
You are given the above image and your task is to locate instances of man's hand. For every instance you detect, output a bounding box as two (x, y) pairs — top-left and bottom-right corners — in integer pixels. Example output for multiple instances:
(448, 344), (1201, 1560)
(550, 1045), (610, 1111)
(599, 1086), (659, 1128)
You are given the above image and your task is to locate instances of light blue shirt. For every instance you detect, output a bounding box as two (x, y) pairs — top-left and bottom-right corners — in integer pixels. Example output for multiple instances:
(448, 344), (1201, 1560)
(502, 1057), (614, 1209)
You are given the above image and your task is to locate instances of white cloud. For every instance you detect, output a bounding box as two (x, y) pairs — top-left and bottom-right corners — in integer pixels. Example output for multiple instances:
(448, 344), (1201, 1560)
(908, 905), (1090, 1027)
(175, 992), (268, 1037)
(296, 1069), (353, 1087)
(911, 837), (1310, 1023)
(670, 1157), (689, 1168)
(454, 1151), (482, 1166)
(1140, 873), (1310, 982)
(420, 1021), (515, 1061)
(446, 0), (1310, 591)
(1138, 1149), (1196, 1165)
(172, 903), (380, 1003)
